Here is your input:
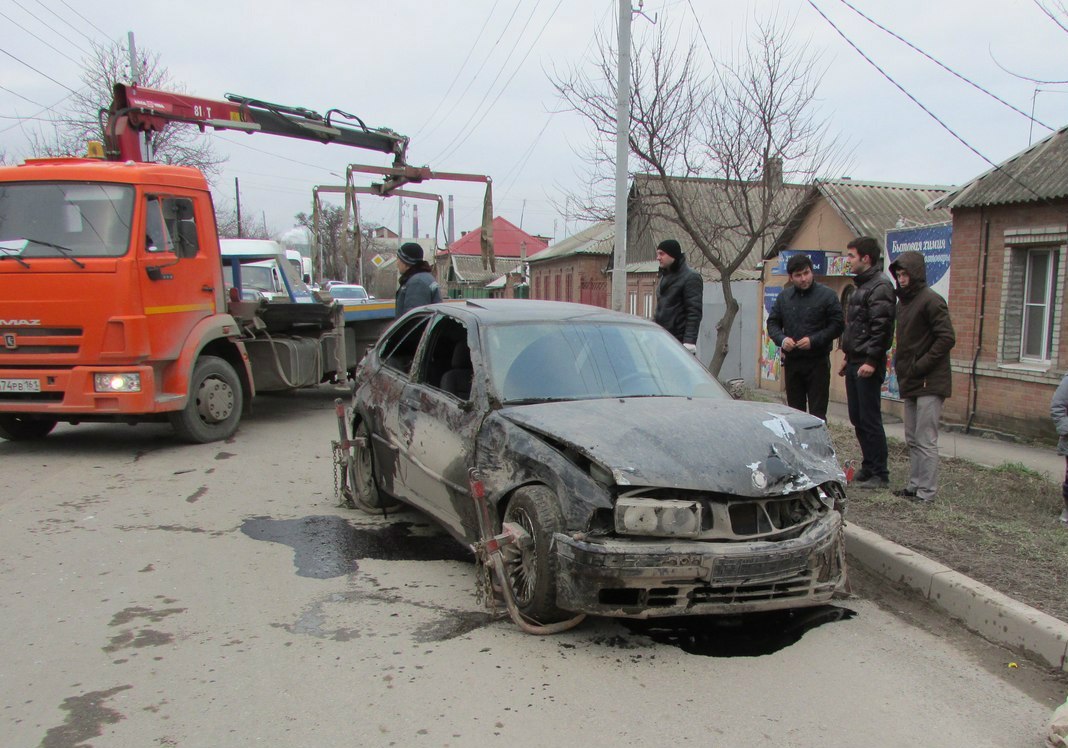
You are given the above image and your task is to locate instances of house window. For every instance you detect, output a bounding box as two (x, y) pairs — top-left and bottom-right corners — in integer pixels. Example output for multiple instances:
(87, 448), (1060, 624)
(643, 292), (654, 318)
(565, 273), (573, 302)
(1021, 248), (1056, 361)
(554, 275), (561, 301)
(628, 291), (637, 315)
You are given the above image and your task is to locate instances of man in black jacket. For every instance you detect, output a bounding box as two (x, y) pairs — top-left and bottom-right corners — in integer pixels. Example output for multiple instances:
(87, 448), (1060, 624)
(653, 239), (703, 352)
(766, 254), (844, 421)
(840, 236), (896, 489)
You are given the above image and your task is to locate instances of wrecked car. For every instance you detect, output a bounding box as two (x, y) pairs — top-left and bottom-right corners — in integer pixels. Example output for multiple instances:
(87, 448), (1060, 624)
(344, 299), (847, 624)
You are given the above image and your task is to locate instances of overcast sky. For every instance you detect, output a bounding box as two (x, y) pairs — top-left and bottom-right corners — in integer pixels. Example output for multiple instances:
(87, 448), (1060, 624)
(3, 0), (1066, 245)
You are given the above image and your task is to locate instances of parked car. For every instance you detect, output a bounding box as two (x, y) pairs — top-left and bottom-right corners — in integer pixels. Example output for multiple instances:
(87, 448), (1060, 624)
(328, 284), (371, 302)
(347, 299), (847, 623)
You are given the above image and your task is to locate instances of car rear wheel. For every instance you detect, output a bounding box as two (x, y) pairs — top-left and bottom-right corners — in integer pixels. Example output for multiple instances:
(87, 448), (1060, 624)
(502, 485), (567, 623)
(349, 420), (400, 513)
(169, 356), (242, 444)
(0, 414), (58, 441)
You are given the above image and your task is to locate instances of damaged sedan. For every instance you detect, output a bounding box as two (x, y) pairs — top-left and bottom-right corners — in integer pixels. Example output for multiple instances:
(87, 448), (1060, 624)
(341, 299), (847, 627)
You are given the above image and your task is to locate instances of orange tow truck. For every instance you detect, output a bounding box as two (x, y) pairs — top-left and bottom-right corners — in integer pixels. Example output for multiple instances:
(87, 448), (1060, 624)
(0, 84), (426, 443)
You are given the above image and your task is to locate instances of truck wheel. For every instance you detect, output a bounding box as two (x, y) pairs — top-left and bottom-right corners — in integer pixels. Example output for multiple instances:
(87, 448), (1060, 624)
(349, 420), (400, 513)
(0, 415), (57, 441)
(169, 356), (242, 443)
(501, 485), (567, 623)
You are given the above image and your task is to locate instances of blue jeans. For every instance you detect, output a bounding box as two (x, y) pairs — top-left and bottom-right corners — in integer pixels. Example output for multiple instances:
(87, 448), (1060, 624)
(845, 361), (889, 480)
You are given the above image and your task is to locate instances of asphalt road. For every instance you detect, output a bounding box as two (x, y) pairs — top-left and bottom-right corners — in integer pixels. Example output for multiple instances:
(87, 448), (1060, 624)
(0, 388), (1062, 747)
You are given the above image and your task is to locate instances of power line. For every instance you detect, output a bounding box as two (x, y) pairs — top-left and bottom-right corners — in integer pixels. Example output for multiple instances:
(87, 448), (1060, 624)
(32, 0), (98, 46)
(57, 0), (112, 40)
(0, 47), (80, 95)
(0, 87), (82, 134)
(211, 133), (346, 178)
(10, 0), (90, 57)
(835, 0), (1054, 132)
(1, 9), (83, 66)
(806, 0), (1045, 203)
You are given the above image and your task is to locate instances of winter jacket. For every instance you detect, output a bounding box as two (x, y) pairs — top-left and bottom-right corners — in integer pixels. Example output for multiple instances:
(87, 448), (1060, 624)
(654, 257), (703, 344)
(395, 263), (442, 317)
(766, 281), (844, 363)
(841, 263), (896, 367)
(888, 250), (956, 399)
(1051, 374), (1068, 456)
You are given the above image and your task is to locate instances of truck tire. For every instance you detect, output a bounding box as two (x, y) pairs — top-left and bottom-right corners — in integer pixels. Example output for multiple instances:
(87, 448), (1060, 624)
(0, 415), (58, 441)
(501, 485), (568, 623)
(169, 356), (242, 443)
(349, 420), (400, 513)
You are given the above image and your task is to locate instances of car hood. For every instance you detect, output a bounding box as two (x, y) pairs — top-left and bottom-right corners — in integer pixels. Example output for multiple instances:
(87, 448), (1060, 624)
(497, 397), (843, 496)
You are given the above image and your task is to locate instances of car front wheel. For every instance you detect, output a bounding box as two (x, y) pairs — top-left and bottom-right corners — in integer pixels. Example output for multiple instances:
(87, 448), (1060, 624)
(502, 485), (567, 623)
(169, 356), (242, 443)
(0, 414), (58, 441)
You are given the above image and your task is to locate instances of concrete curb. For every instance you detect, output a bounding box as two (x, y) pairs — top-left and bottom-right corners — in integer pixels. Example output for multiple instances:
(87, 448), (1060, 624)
(845, 523), (1068, 673)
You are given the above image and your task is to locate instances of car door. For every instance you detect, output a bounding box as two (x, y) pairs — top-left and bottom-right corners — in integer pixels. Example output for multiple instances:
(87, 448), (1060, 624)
(400, 316), (483, 542)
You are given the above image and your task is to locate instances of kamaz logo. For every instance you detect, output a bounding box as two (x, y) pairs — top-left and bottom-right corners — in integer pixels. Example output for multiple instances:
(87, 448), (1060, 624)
(3, 334), (15, 350)
(0, 319), (39, 326)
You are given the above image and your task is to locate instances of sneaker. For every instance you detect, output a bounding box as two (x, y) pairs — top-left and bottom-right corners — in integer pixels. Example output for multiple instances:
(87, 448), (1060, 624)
(853, 476), (889, 490)
(1059, 507), (1068, 525)
(892, 488), (917, 499)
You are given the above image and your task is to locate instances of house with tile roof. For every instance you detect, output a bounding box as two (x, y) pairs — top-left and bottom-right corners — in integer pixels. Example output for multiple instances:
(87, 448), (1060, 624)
(928, 125), (1068, 440)
(760, 178), (951, 407)
(435, 216), (548, 298)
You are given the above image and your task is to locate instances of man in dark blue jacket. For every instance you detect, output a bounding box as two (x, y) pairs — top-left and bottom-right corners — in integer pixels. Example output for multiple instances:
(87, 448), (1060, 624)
(653, 239), (703, 353)
(766, 254), (844, 421)
(840, 236), (896, 489)
(395, 242), (442, 317)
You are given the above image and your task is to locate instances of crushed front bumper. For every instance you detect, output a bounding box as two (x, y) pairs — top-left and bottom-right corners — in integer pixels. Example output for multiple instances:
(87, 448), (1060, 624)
(553, 511), (845, 618)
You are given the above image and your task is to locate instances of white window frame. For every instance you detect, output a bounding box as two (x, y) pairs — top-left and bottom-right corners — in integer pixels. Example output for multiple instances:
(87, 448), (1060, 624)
(1020, 248), (1056, 362)
(628, 291), (638, 316)
(643, 292), (654, 319)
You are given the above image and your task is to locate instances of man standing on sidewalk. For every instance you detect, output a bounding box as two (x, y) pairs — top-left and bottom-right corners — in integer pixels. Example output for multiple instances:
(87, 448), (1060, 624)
(888, 250), (956, 503)
(766, 254), (844, 420)
(1048, 373), (1068, 525)
(653, 239), (703, 354)
(840, 236), (896, 490)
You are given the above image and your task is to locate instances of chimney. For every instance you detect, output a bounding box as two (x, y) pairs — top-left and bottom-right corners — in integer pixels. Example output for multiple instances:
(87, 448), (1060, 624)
(413, 204), (419, 239)
(763, 156), (783, 187)
(448, 195), (455, 245)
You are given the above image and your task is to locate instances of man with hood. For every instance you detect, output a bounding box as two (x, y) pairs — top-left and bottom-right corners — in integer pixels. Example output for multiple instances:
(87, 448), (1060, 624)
(395, 242), (442, 316)
(653, 238), (703, 353)
(840, 236), (896, 489)
(888, 250), (955, 503)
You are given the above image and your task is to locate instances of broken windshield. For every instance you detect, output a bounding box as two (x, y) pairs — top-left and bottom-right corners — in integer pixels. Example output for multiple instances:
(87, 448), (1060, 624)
(0, 182), (134, 258)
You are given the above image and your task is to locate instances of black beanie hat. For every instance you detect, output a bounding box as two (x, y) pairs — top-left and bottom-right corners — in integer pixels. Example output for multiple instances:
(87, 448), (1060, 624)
(398, 242), (424, 264)
(657, 239), (683, 261)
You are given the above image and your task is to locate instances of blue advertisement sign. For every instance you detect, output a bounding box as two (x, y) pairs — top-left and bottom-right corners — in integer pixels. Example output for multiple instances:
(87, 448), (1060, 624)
(763, 285), (781, 314)
(772, 250), (827, 276)
(885, 224), (952, 292)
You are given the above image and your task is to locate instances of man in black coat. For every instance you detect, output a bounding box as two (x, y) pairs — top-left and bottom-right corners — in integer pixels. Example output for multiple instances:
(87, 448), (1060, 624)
(766, 254), (844, 421)
(653, 239), (703, 353)
(840, 236), (897, 489)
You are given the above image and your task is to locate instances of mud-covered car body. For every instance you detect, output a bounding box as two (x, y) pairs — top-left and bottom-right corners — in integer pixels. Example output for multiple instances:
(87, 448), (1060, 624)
(350, 299), (847, 619)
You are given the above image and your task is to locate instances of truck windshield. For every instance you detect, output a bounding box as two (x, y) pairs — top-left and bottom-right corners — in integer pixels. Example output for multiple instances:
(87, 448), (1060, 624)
(0, 182), (134, 258)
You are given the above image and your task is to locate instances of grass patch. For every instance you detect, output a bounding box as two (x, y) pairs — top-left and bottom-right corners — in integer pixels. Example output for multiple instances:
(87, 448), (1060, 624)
(827, 421), (1068, 622)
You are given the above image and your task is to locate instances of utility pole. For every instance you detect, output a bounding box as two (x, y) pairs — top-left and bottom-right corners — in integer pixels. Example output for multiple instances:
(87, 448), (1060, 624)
(235, 177), (243, 238)
(128, 31), (151, 161)
(611, 0), (632, 313)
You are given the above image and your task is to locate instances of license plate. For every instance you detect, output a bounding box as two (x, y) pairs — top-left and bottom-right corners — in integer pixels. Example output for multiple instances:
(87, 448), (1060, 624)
(0, 378), (40, 393)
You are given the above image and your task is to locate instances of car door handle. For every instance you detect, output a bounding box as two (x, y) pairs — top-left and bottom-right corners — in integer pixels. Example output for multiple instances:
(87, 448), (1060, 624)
(202, 285), (214, 292)
(400, 394), (421, 410)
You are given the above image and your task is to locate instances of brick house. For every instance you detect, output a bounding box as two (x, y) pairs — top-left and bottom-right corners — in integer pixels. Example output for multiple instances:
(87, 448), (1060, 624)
(928, 125), (1068, 440)
(762, 179), (950, 409)
(527, 221), (613, 307)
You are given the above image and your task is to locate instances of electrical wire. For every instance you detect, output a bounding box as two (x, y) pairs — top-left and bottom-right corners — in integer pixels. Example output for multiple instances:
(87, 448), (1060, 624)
(10, 0), (90, 56)
(32, 0), (98, 46)
(0, 86), (82, 134)
(835, 0), (1054, 132)
(1, 9), (83, 65)
(57, 0), (112, 39)
(806, 0), (1045, 203)
(212, 133), (345, 178)
(0, 47), (80, 95)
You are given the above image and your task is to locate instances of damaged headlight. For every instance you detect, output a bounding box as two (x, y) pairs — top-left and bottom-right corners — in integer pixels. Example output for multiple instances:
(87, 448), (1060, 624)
(614, 497), (701, 538)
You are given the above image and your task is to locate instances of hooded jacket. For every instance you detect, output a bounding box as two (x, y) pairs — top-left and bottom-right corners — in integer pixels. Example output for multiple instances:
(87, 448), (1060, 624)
(654, 256), (703, 344)
(841, 263), (896, 367)
(888, 250), (955, 399)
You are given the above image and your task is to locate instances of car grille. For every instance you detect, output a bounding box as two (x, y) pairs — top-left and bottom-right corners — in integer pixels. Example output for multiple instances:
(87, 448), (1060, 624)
(0, 326), (81, 356)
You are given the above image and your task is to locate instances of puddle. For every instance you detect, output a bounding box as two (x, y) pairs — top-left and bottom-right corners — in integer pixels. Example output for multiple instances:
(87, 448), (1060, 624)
(240, 516), (472, 579)
(621, 605), (856, 657)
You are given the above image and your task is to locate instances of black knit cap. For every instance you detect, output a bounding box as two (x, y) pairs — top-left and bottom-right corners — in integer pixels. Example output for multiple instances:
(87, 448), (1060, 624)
(657, 239), (683, 261)
(397, 242), (424, 264)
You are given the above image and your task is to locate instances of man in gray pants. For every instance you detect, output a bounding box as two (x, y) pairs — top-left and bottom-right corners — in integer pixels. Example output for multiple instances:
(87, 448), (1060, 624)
(888, 250), (955, 503)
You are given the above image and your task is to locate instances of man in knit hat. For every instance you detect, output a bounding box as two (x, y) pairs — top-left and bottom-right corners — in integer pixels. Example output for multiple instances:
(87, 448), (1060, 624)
(653, 238), (703, 353)
(395, 242), (442, 317)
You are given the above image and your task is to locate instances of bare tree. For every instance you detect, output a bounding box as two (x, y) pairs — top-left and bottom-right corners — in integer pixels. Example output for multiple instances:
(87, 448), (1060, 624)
(28, 39), (224, 177)
(215, 199), (273, 240)
(552, 15), (839, 376)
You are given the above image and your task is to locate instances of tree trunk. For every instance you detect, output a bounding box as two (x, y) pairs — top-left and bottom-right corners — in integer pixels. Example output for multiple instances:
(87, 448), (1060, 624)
(707, 282), (739, 379)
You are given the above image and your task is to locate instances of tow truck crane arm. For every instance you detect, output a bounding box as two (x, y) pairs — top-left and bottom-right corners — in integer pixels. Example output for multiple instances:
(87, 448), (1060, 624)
(104, 83), (409, 165)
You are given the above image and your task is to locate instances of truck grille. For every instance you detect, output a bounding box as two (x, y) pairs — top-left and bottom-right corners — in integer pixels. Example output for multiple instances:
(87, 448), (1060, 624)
(0, 327), (81, 356)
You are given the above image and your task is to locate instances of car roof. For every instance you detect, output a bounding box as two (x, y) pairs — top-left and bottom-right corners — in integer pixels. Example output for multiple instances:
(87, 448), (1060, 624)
(428, 299), (659, 327)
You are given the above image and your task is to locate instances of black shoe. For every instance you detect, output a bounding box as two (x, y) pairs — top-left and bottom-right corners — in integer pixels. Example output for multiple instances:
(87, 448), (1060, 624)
(853, 469), (874, 483)
(892, 488), (917, 499)
(853, 476), (889, 490)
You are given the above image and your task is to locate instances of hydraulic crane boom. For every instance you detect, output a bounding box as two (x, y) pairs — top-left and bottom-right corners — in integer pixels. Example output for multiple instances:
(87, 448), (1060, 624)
(105, 83), (409, 164)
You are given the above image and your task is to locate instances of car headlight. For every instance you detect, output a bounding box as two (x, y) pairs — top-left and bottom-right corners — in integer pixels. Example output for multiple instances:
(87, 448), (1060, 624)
(614, 497), (701, 538)
(93, 372), (141, 393)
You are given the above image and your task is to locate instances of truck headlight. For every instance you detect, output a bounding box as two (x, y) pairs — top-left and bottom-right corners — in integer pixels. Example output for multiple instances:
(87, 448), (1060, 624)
(614, 497), (701, 538)
(94, 372), (141, 393)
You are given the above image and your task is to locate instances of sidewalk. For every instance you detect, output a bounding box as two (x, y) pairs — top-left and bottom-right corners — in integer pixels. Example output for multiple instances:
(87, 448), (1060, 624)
(819, 400), (1068, 673)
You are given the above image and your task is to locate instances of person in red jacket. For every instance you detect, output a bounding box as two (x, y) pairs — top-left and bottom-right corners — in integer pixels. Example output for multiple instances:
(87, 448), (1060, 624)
(888, 250), (956, 503)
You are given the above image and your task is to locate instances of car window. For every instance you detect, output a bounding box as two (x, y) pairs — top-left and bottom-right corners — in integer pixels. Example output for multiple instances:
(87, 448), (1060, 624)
(485, 321), (727, 403)
(378, 314), (432, 375)
(420, 316), (472, 399)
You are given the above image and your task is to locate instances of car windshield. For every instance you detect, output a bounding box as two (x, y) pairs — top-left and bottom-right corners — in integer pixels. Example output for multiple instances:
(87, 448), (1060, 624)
(484, 320), (728, 403)
(331, 286), (368, 300)
(0, 182), (135, 258)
